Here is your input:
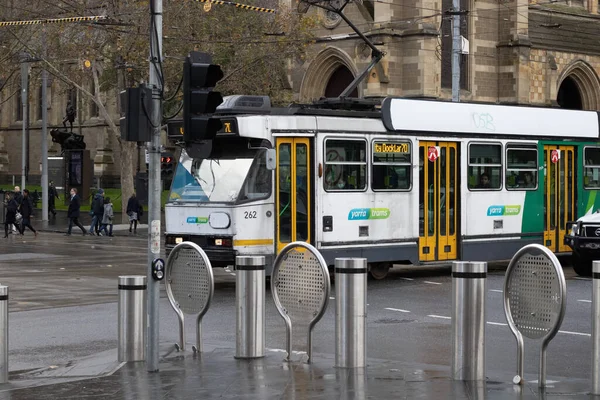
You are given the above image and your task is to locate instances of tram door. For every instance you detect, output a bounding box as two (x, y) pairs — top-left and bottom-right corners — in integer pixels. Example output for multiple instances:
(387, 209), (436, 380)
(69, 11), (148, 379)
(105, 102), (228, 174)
(275, 138), (311, 253)
(543, 145), (575, 253)
(419, 142), (458, 262)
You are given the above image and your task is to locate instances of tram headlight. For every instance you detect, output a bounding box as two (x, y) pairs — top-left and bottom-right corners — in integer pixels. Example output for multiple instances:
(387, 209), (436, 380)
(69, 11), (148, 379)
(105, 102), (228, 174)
(570, 224), (578, 236)
(175, 237), (183, 244)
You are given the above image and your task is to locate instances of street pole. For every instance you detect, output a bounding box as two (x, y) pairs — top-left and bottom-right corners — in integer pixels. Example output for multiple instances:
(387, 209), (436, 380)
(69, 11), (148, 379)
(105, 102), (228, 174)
(20, 61), (29, 190)
(147, 0), (162, 372)
(41, 29), (49, 221)
(451, 0), (461, 103)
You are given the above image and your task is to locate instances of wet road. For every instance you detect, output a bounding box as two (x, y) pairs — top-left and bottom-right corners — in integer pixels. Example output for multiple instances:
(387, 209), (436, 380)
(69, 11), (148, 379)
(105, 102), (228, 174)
(0, 232), (594, 382)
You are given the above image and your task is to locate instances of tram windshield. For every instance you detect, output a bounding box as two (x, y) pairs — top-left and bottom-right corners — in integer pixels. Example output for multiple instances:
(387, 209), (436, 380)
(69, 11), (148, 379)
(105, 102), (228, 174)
(168, 146), (271, 204)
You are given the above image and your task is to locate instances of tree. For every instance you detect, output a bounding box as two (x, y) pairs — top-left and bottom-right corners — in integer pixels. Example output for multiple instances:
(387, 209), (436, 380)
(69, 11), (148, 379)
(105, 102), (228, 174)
(0, 0), (317, 217)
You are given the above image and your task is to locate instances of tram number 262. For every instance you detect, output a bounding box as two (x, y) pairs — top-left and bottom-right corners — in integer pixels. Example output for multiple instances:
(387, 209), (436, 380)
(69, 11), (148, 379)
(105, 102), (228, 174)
(244, 211), (257, 219)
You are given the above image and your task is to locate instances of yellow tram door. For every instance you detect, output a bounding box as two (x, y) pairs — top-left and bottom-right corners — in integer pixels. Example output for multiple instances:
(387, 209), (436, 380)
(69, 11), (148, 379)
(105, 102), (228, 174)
(543, 145), (575, 253)
(419, 142), (458, 262)
(275, 138), (311, 253)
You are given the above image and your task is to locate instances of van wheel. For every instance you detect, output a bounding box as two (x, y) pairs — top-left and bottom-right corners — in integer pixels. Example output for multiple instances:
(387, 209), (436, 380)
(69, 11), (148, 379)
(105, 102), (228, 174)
(369, 263), (390, 280)
(572, 252), (593, 277)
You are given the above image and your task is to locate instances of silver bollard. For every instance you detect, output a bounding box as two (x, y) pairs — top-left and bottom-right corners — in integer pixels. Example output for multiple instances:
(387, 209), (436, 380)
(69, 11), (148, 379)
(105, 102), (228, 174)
(235, 256), (265, 359)
(451, 261), (487, 381)
(593, 261), (600, 395)
(118, 276), (147, 363)
(0, 286), (8, 383)
(335, 258), (367, 368)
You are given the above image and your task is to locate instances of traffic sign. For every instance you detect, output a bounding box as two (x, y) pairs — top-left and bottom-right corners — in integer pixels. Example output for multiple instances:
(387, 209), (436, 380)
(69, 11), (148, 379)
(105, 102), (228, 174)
(428, 146), (439, 162)
(551, 149), (560, 163)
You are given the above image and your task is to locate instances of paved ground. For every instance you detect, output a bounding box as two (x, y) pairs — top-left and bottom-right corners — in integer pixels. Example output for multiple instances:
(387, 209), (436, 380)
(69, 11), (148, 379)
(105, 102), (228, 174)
(0, 232), (596, 398)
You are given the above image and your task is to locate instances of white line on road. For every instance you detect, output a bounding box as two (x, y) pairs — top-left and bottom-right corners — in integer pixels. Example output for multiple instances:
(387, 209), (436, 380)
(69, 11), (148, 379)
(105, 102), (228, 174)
(487, 322), (508, 326)
(575, 277), (591, 281)
(428, 315), (451, 320)
(385, 308), (411, 313)
(427, 318), (591, 337)
(578, 299), (592, 303)
(490, 289), (503, 293)
(399, 277), (414, 281)
(330, 297), (335, 300)
(424, 281), (442, 285)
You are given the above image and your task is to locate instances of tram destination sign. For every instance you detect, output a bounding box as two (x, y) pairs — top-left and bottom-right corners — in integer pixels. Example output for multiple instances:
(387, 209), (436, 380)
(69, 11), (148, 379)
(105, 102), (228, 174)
(374, 142), (409, 154)
(167, 117), (238, 141)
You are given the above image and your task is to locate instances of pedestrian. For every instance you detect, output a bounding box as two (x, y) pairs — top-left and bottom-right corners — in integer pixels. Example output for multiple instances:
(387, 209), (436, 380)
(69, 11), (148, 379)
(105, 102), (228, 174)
(65, 188), (86, 236)
(89, 189), (105, 235)
(127, 193), (143, 234)
(3, 192), (18, 238)
(49, 180), (59, 216)
(19, 189), (37, 237)
(13, 186), (22, 204)
(100, 197), (114, 237)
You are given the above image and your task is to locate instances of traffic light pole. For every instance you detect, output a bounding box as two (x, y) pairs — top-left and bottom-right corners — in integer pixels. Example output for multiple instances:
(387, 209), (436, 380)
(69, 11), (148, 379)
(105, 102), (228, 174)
(147, 0), (162, 372)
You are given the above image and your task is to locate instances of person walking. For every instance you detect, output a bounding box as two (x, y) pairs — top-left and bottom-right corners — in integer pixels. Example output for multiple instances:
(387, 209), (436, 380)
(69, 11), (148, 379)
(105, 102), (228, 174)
(66, 188), (86, 236)
(89, 189), (105, 236)
(126, 193), (143, 234)
(3, 192), (18, 238)
(99, 197), (114, 237)
(48, 181), (59, 216)
(19, 189), (37, 237)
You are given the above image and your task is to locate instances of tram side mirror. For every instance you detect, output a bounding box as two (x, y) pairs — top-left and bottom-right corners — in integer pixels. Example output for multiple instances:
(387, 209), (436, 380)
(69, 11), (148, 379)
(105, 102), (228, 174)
(266, 149), (276, 171)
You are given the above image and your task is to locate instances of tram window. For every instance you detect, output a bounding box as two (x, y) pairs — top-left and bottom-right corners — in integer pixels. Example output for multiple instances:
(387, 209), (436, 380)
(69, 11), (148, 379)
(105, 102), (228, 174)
(323, 139), (367, 191)
(505, 146), (537, 190)
(584, 147), (600, 189)
(372, 141), (411, 190)
(468, 143), (502, 190)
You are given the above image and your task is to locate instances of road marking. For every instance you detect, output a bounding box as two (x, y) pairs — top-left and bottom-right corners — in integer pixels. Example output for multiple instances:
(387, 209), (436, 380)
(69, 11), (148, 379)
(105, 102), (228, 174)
(575, 277), (591, 281)
(487, 321), (508, 326)
(558, 330), (590, 337)
(428, 315), (451, 320)
(330, 297), (335, 300)
(424, 281), (441, 285)
(578, 299), (592, 303)
(399, 277), (414, 281)
(385, 307), (410, 313)
(490, 289), (503, 293)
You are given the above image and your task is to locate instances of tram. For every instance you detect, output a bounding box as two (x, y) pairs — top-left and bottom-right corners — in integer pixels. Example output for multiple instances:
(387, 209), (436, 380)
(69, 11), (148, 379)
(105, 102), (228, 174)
(164, 95), (600, 278)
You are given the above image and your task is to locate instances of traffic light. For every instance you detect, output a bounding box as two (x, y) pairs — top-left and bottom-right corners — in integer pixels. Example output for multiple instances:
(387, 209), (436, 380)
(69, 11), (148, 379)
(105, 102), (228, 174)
(161, 153), (174, 181)
(120, 84), (152, 142)
(183, 51), (224, 143)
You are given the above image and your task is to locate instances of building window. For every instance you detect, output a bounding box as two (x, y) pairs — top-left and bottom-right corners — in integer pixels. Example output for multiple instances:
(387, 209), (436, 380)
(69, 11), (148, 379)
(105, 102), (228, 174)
(323, 138), (367, 191)
(15, 83), (23, 122)
(506, 145), (537, 190)
(371, 140), (412, 190)
(37, 84), (43, 121)
(441, 0), (469, 90)
(89, 80), (99, 118)
(468, 143), (502, 190)
(584, 147), (600, 189)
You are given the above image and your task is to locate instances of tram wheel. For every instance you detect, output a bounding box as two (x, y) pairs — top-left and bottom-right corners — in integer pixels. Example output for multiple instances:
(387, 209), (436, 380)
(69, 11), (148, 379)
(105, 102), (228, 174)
(369, 263), (390, 280)
(572, 252), (593, 277)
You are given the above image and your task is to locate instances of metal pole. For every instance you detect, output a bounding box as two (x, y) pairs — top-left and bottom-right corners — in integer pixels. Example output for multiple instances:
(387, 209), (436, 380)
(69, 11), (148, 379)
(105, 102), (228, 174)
(20, 61), (28, 190)
(451, 0), (461, 102)
(0, 286), (8, 383)
(451, 261), (486, 381)
(335, 257), (367, 368)
(41, 29), (49, 221)
(118, 276), (147, 363)
(235, 256), (265, 359)
(593, 261), (600, 394)
(146, 0), (163, 372)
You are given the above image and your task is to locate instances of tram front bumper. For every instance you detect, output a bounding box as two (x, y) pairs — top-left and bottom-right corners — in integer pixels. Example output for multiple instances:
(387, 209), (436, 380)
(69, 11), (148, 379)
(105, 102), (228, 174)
(165, 234), (235, 268)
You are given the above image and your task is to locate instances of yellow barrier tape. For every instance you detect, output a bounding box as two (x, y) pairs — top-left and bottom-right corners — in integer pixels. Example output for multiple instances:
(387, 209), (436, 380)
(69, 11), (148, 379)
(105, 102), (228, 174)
(194, 0), (276, 13)
(0, 15), (107, 27)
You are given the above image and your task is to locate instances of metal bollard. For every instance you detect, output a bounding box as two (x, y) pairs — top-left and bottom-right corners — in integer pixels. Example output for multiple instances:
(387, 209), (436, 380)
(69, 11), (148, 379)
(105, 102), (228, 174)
(235, 256), (265, 359)
(593, 261), (600, 394)
(0, 286), (8, 383)
(335, 258), (367, 368)
(118, 276), (147, 363)
(451, 261), (487, 381)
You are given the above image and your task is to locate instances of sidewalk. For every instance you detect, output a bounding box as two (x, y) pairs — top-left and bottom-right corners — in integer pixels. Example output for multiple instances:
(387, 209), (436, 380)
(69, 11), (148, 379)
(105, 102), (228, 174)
(0, 342), (591, 399)
(30, 210), (150, 237)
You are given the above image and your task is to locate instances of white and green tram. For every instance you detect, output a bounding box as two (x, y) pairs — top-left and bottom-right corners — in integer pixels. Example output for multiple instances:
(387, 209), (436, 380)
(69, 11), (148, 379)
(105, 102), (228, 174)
(165, 96), (600, 278)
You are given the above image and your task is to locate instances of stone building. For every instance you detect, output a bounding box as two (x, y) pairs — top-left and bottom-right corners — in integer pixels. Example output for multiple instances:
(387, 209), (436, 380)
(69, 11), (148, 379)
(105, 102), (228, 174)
(290, 0), (600, 110)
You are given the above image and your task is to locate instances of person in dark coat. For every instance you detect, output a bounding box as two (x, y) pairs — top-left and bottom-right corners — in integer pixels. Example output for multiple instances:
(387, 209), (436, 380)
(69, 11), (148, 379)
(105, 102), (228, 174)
(89, 189), (105, 235)
(126, 193), (143, 234)
(48, 181), (59, 216)
(66, 188), (86, 235)
(3, 192), (18, 238)
(19, 189), (37, 236)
